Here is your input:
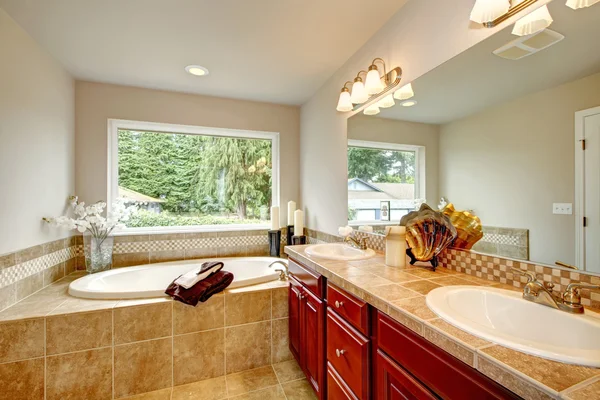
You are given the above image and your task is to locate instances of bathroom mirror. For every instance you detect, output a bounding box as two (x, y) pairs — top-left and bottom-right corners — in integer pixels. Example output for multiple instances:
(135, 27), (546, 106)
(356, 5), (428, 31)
(346, 1), (600, 275)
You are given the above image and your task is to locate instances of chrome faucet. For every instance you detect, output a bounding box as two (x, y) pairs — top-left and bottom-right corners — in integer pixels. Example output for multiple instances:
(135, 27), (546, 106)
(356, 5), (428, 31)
(511, 268), (600, 314)
(269, 260), (289, 280)
(344, 235), (368, 250)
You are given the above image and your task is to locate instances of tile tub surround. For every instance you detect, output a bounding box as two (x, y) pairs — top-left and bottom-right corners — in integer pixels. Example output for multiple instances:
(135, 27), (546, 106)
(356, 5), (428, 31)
(0, 272), (292, 399)
(284, 245), (600, 400)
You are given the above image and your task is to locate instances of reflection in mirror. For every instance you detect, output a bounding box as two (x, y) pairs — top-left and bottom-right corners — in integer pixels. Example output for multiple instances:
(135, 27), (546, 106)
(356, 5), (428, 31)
(347, 1), (600, 274)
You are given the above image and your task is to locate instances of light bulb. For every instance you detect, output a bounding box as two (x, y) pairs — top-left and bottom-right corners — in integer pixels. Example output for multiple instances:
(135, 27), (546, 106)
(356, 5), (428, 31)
(401, 100), (417, 107)
(470, 0), (510, 24)
(377, 94), (395, 108)
(365, 67), (384, 95)
(512, 4), (552, 36)
(566, 0), (600, 9)
(394, 83), (414, 100)
(336, 89), (353, 112)
(350, 79), (368, 104)
(364, 104), (380, 115)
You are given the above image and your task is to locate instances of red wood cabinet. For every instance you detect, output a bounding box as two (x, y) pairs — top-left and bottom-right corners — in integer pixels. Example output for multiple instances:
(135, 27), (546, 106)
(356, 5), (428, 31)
(327, 363), (359, 400)
(376, 350), (437, 400)
(289, 277), (303, 361)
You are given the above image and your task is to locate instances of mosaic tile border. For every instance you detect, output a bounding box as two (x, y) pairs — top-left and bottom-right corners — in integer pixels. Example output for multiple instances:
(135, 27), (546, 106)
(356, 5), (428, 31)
(472, 226), (529, 261)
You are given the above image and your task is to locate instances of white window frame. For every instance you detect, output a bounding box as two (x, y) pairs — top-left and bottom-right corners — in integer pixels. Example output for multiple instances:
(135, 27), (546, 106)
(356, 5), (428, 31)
(347, 139), (426, 224)
(107, 119), (280, 234)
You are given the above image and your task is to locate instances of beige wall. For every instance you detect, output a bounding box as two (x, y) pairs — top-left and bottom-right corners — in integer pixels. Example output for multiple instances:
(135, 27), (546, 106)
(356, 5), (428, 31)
(75, 81), (300, 217)
(347, 115), (440, 204)
(299, 0), (552, 235)
(0, 9), (74, 254)
(439, 71), (600, 265)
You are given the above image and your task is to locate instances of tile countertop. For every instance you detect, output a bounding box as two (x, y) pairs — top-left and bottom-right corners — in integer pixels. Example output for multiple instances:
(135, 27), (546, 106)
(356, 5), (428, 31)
(284, 245), (600, 400)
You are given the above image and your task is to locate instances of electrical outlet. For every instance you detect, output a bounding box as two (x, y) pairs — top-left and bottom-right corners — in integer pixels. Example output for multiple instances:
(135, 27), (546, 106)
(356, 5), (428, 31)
(553, 203), (573, 215)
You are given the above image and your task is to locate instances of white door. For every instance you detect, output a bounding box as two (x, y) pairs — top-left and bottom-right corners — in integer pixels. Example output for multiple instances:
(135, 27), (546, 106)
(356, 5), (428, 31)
(576, 107), (600, 273)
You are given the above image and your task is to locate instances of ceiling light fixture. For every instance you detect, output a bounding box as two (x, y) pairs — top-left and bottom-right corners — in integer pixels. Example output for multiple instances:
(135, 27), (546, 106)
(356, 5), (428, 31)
(378, 94), (395, 108)
(364, 104), (381, 115)
(185, 65), (210, 76)
(394, 83), (414, 100)
(401, 100), (417, 107)
(566, 0), (600, 9)
(512, 3), (553, 35)
(365, 58), (386, 95)
(471, 0), (542, 28)
(336, 81), (354, 112)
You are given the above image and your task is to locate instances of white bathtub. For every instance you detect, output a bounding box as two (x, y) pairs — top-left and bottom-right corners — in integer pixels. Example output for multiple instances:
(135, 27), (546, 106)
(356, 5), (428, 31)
(68, 257), (285, 299)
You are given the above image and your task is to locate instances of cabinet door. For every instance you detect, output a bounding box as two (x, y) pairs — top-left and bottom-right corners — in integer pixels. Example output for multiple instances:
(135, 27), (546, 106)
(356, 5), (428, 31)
(289, 278), (303, 363)
(303, 287), (325, 398)
(376, 351), (437, 400)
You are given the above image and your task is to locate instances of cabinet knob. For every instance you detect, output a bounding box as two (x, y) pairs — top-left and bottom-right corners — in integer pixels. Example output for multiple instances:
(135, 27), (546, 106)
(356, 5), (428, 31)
(334, 301), (344, 308)
(335, 349), (346, 357)
(299, 294), (304, 299)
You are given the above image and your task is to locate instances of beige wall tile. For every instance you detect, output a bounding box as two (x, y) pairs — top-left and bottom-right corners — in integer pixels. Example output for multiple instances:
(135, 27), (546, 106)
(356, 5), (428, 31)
(185, 247), (218, 260)
(218, 247), (246, 257)
(229, 385), (286, 400)
(271, 318), (292, 363)
(0, 283), (16, 311)
(171, 376), (227, 400)
(114, 338), (173, 398)
(0, 253), (16, 270)
(0, 318), (45, 363)
(173, 329), (225, 385)
(225, 291), (271, 326)
(121, 388), (172, 400)
(44, 239), (65, 254)
(65, 257), (77, 275)
(246, 245), (269, 257)
(46, 310), (112, 355)
(184, 232), (218, 239)
(173, 294), (224, 335)
(271, 288), (288, 319)
(115, 234), (150, 243)
(150, 249), (185, 264)
(113, 252), (150, 268)
(43, 262), (65, 286)
(46, 348), (112, 400)
(226, 365), (279, 397)
(226, 321), (271, 374)
(114, 302), (172, 344)
(0, 358), (44, 400)
(16, 272), (43, 300)
(273, 360), (304, 383)
(15, 244), (44, 264)
(281, 379), (317, 400)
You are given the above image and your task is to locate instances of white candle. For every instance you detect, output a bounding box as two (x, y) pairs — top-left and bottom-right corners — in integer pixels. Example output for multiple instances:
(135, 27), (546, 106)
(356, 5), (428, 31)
(270, 206), (280, 231)
(287, 201), (296, 225)
(294, 209), (304, 236)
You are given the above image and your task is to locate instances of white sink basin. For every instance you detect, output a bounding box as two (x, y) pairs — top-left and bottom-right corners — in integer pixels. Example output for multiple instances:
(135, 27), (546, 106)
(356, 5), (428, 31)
(426, 286), (600, 367)
(304, 243), (376, 261)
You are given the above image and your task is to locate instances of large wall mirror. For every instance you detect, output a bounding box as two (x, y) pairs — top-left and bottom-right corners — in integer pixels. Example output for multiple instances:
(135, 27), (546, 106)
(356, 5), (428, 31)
(346, 1), (600, 275)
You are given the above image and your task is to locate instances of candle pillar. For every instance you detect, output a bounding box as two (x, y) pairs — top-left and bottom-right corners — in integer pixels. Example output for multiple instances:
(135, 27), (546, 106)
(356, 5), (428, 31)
(384, 226), (406, 267)
(270, 206), (280, 231)
(287, 201), (296, 226)
(268, 206), (281, 257)
(292, 209), (306, 245)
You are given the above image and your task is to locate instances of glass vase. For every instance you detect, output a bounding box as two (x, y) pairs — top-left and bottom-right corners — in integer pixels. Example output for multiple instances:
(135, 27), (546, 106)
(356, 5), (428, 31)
(83, 232), (114, 274)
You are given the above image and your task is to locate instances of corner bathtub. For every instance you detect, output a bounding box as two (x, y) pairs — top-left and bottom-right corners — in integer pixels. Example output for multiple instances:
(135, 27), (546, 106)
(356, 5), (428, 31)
(68, 257), (285, 299)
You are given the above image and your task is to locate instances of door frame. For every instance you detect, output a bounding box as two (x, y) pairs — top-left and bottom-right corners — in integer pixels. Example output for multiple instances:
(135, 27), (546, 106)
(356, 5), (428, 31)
(574, 106), (600, 270)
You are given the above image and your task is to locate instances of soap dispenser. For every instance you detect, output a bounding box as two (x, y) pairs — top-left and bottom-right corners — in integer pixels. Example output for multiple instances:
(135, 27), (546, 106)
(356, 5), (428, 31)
(384, 226), (406, 267)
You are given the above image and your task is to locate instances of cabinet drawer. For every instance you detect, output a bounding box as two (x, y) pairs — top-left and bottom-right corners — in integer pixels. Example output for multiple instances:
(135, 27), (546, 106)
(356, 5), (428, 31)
(327, 283), (369, 335)
(327, 362), (359, 400)
(376, 350), (436, 400)
(327, 309), (370, 399)
(377, 312), (520, 400)
(289, 258), (325, 298)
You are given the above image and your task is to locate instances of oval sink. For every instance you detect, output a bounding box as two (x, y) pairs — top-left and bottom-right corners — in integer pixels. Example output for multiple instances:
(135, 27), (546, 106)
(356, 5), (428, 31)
(426, 286), (600, 367)
(304, 243), (376, 261)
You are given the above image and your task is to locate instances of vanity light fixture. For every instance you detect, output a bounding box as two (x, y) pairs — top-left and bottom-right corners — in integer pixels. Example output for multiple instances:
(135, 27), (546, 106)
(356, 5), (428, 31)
(350, 72), (369, 104)
(377, 94), (395, 108)
(336, 81), (354, 112)
(394, 83), (414, 100)
(512, 3), (553, 36)
(185, 65), (210, 76)
(401, 100), (417, 107)
(566, 0), (600, 9)
(364, 104), (381, 115)
(470, 0), (511, 24)
(365, 58), (386, 95)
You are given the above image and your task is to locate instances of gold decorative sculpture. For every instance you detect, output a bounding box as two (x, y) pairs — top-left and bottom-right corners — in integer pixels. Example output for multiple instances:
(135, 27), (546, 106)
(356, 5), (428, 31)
(400, 204), (457, 271)
(441, 203), (483, 250)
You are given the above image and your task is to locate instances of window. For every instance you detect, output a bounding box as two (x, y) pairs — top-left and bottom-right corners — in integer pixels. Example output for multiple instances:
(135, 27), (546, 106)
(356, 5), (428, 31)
(347, 140), (425, 227)
(108, 119), (279, 232)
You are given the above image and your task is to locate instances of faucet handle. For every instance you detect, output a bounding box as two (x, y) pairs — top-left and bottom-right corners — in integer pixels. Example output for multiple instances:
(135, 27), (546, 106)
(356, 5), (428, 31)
(563, 282), (600, 305)
(510, 268), (537, 283)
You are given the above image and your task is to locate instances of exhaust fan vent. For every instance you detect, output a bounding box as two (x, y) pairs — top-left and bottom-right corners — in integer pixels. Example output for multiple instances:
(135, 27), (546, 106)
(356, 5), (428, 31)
(493, 29), (564, 60)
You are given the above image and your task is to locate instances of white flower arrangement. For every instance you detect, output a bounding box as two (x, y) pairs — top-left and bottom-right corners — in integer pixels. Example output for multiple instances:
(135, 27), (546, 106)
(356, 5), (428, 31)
(43, 196), (138, 240)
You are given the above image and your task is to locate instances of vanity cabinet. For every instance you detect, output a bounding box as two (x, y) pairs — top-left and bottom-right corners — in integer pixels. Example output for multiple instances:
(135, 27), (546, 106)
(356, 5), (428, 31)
(288, 259), (326, 399)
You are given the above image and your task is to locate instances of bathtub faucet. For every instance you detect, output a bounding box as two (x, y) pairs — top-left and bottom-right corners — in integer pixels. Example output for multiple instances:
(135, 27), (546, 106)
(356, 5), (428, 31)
(269, 260), (289, 280)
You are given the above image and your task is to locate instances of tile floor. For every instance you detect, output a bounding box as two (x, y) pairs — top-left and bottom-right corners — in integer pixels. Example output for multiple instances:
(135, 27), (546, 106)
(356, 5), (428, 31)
(121, 360), (317, 400)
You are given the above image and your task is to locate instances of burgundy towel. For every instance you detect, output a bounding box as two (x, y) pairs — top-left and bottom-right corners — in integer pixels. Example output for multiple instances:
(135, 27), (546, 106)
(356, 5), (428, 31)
(166, 271), (234, 306)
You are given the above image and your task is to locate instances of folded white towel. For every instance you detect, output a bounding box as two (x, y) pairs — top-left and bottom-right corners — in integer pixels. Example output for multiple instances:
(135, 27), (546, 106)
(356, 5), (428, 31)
(175, 261), (224, 289)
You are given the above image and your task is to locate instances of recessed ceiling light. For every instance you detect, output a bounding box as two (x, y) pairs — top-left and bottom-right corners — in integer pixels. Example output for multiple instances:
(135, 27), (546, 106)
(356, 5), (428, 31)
(185, 65), (209, 76)
(401, 100), (417, 107)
